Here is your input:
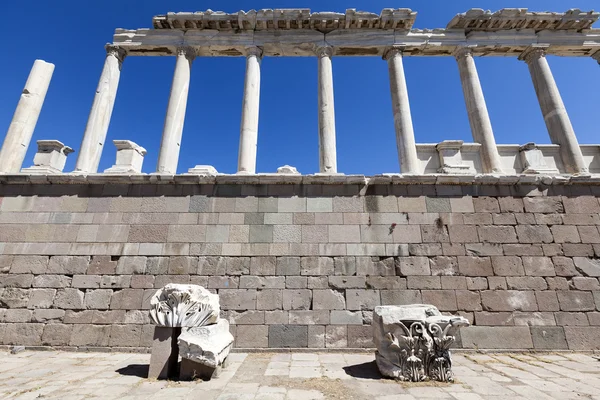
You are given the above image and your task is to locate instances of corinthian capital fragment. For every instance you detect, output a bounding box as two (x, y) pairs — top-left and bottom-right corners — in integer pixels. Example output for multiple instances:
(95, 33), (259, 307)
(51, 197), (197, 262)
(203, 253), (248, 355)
(150, 284), (220, 327)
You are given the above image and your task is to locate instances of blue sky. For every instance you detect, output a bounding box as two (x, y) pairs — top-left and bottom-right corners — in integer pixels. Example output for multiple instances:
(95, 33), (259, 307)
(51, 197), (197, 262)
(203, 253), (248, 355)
(1, 1), (598, 175)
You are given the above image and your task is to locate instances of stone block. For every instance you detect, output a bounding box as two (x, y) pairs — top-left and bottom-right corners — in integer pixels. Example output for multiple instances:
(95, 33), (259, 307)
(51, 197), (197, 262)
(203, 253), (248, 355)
(515, 225), (553, 243)
(249, 257), (276, 275)
(555, 312), (588, 326)
(365, 196), (398, 213)
(408, 243), (442, 256)
(564, 327), (600, 350)
(571, 277), (600, 291)
(27, 288), (56, 309)
(503, 244), (543, 256)
(9, 256), (48, 274)
(366, 276), (406, 289)
(406, 276), (441, 289)
(450, 196), (474, 212)
(42, 324), (72, 346)
(332, 197), (363, 212)
(205, 226), (230, 243)
(268, 325), (308, 348)
(487, 277), (507, 290)
(557, 291), (595, 311)
(197, 256), (226, 275)
(47, 256), (89, 274)
(69, 324), (111, 346)
(465, 243), (503, 256)
(380, 290), (421, 305)
(3, 309), (32, 323)
(313, 289), (346, 310)
(498, 197), (524, 213)
(481, 291), (537, 312)
(573, 257), (600, 277)
(421, 290), (457, 311)
(249, 225), (273, 243)
(461, 326), (533, 349)
(578, 226), (600, 244)
(466, 277), (488, 290)
(308, 325), (325, 348)
(282, 290), (311, 310)
(346, 289), (380, 311)
(276, 257), (301, 275)
(563, 243), (595, 257)
(530, 326), (568, 349)
(442, 243), (465, 256)
(553, 257), (579, 277)
(347, 325), (374, 348)
(115, 256), (146, 275)
(131, 275), (155, 289)
(334, 257), (356, 276)
(330, 310), (362, 325)
(272, 225), (301, 243)
(478, 226), (517, 243)
(420, 225), (449, 243)
(456, 291), (482, 312)
(101, 275), (132, 289)
(441, 276), (467, 289)
(429, 256), (459, 276)
(86, 256), (117, 275)
(226, 310), (264, 325)
(219, 289), (256, 310)
(289, 310), (329, 325)
(301, 225), (327, 243)
(397, 257), (430, 276)
(53, 288), (84, 309)
(474, 311), (514, 325)
(308, 277), (328, 289)
(356, 257), (395, 276)
(551, 225), (581, 243)
(148, 326), (179, 379)
(458, 256), (493, 276)
(84, 289), (112, 309)
(448, 225), (478, 243)
(329, 225), (360, 243)
(278, 197), (306, 213)
(239, 276), (284, 289)
(329, 276), (365, 289)
(513, 311), (556, 326)
(535, 291), (559, 312)
(257, 289), (282, 310)
(236, 325), (268, 348)
(506, 277), (547, 290)
(523, 197), (563, 213)
(491, 256), (524, 276)
(2, 323), (44, 346)
(463, 213), (493, 225)
(301, 257), (334, 276)
(563, 196), (600, 214)
(492, 213), (516, 225)
(426, 197), (451, 212)
(226, 257), (250, 275)
(392, 225), (422, 243)
(110, 289), (143, 310)
(71, 275), (101, 289)
(0, 274), (33, 288)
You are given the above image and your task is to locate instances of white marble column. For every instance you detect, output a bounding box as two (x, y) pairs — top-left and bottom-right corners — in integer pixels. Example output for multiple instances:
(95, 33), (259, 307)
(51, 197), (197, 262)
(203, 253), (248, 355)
(454, 47), (503, 174)
(316, 46), (337, 174)
(237, 46), (262, 174)
(74, 45), (126, 173)
(156, 46), (195, 174)
(0, 60), (55, 173)
(521, 48), (588, 174)
(384, 48), (419, 174)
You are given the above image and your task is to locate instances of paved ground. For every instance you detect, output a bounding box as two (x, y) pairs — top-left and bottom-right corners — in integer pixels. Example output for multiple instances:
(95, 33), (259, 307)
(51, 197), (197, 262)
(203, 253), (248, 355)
(1, 350), (600, 399)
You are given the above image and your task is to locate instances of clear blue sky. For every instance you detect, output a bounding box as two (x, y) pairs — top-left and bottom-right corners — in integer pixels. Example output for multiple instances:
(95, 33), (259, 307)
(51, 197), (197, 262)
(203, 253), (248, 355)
(1, 1), (598, 175)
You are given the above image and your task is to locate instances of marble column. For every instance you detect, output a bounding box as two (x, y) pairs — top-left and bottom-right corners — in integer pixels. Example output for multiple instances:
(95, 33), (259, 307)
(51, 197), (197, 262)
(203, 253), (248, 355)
(521, 48), (587, 174)
(384, 48), (419, 174)
(316, 45), (337, 174)
(74, 45), (126, 173)
(156, 47), (195, 174)
(454, 47), (503, 174)
(237, 46), (262, 174)
(0, 60), (55, 173)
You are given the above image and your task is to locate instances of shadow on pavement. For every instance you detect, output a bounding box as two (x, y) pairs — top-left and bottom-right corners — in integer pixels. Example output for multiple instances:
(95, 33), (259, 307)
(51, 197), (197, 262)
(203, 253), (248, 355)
(116, 364), (149, 378)
(343, 361), (382, 380)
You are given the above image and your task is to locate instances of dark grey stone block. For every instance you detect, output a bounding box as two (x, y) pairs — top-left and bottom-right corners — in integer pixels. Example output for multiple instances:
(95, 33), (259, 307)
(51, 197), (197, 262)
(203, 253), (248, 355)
(268, 324), (308, 348)
(530, 326), (568, 350)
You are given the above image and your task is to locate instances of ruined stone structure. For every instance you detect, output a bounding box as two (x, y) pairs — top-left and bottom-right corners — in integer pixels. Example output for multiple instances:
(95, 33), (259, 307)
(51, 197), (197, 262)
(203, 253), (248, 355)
(0, 8), (599, 351)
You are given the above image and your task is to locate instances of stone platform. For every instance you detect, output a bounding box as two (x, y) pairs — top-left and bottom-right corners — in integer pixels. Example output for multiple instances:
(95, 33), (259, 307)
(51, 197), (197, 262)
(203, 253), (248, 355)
(1, 350), (600, 399)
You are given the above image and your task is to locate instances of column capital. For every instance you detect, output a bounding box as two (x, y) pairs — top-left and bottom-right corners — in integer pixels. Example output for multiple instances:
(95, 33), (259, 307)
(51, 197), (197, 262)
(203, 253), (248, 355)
(453, 46), (476, 60)
(315, 45), (334, 58)
(519, 46), (548, 64)
(176, 46), (196, 61)
(383, 46), (405, 61)
(244, 46), (263, 59)
(105, 45), (127, 63)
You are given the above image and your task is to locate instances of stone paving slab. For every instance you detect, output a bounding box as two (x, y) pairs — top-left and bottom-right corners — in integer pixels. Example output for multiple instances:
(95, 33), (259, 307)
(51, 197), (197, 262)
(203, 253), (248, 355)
(1, 351), (600, 399)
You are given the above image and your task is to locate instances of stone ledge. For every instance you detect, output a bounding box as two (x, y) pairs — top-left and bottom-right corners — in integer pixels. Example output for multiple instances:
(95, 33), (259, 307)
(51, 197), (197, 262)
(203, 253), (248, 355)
(1, 173), (599, 186)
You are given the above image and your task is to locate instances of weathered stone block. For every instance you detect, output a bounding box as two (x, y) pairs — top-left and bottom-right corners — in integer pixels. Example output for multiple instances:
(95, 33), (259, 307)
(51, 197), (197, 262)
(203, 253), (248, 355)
(481, 291), (537, 312)
(257, 289), (282, 310)
(346, 289), (380, 311)
(474, 311), (514, 325)
(506, 277), (547, 290)
(564, 327), (600, 350)
(226, 310), (264, 325)
(268, 325), (308, 348)
(47, 256), (90, 274)
(421, 290), (457, 311)
(551, 225), (581, 243)
(109, 324), (142, 347)
(236, 325), (268, 348)
(313, 289), (346, 310)
(301, 257), (334, 276)
(53, 288), (85, 309)
(557, 291), (595, 311)
(380, 289), (421, 305)
(250, 257), (276, 275)
(448, 225), (479, 243)
(356, 257), (395, 276)
(461, 326), (533, 349)
(347, 325), (373, 348)
(198, 257), (226, 275)
(72, 275), (101, 289)
(523, 197), (563, 213)
(84, 289), (112, 310)
(0, 274), (33, 288)
(555, 312), (588, 326)
(69, 324), (111, 346)
(491, 256), (524, 276)
(516, 225), (553, 243)
(530, 326), (568, 349)
(115, 256), (146, 275)
(289, 310), (329, 325)
(406, 276), (441, 289)
(9, 256), (48, 274)
(571, 277), (600, 291)
(42, 324), (72, 346)
(456, 291), (482, 312)
(27, 288), (56, 309)
(2, 323), (44, 346)
(458, 256), (493, 276)
(219, 289), (256, 310)
(110, 289), (144, 310)
(573, 257), (600, 277)
(101, 275), (132, 289)
(562, 196), (600, 214)
(397, 257), (430, 276)
(478, 226), (517, 243)
(226, 257), (250, 275)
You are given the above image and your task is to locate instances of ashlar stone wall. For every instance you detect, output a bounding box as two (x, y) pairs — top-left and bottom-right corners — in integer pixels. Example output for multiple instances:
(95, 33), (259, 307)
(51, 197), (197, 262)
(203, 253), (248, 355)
(0, 182), (599, 351)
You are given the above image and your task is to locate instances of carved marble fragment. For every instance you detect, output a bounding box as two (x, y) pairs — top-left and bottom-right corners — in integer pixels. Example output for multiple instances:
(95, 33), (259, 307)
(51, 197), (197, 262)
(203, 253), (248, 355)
(373, 304), (469, 382)
(178, 318), (234, 370)
(150, 283), (219, 327)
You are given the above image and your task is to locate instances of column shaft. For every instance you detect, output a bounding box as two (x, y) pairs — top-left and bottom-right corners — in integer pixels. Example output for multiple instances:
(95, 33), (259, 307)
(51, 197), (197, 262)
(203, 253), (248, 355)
(455, 48), (503, 173)
(156, 47), (194, 174)
(237, 47), (262, 174)
(0, 60), (55, 173)
(522, 48), (587, 174)
(74, 45), (125, 173)
(317, 46), (337, 174)
(385, 48), (419, 174)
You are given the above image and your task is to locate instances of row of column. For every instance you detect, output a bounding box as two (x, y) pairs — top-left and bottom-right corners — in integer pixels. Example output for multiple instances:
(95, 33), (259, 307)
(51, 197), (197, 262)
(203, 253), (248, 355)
(63, 44), (593, 175)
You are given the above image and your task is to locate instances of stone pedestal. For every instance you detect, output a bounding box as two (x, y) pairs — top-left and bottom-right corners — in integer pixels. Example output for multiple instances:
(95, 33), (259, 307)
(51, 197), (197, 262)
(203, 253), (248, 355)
(436, 140), (473, 174)
(104, 140), (147, 174)
(186, 165), (218, 176)
(0, 60), (55, 173)
(21, 140), (73, 174)
(519, 142), (559, 174)
(148, 326), (181, 380)
(277, 165), (299, 174)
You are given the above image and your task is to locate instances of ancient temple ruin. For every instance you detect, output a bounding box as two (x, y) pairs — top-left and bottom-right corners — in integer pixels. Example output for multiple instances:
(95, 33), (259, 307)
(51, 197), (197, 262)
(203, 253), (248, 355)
(0, 8), (599, 352)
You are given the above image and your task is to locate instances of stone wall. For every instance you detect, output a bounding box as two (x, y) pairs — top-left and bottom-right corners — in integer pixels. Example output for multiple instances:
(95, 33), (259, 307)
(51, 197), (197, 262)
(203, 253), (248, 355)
(0, 181), (599, 351)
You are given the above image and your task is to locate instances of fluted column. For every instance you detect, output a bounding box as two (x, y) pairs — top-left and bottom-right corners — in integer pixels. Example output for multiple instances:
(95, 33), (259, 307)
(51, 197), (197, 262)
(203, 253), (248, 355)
(74, 45), (126, 173)
(454, 47), (503, 174)
(237, 46), (262, 174)
(384, 47), (419, 174)
(316, 46), (337, 174)
(520, 47), (587, 174)
(156, 46), (195, 174)
(0, 60), (55, 173)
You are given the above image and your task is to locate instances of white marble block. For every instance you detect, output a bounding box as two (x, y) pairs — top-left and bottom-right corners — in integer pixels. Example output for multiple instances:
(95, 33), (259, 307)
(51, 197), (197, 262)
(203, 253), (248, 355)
(519, 142), (559, 174)
(373, 304), (469, 382)
(436, 140), (473, 174)
(104, 140), (147, 174)
(178, 319), (234, 369)
(277, 165), (300, 174)
(150, 284), (220, 328)
(21, 140), (73, 174)
(187, 165), (218, 175)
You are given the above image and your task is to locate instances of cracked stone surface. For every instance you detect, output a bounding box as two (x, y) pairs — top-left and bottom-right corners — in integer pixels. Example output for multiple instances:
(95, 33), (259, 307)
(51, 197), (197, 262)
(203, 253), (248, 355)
(1, 350), (600, 399)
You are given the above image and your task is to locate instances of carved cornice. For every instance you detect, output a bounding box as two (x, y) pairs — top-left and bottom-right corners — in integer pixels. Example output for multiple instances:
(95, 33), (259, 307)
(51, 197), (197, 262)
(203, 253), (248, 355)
(383, 47), (404, 61)
(519, 46), (548, 64)
(245, 46), (263, 59)
(315, 45), (333, 58)
(176, 46), (196, 61)
(105, 45), (127, 63)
